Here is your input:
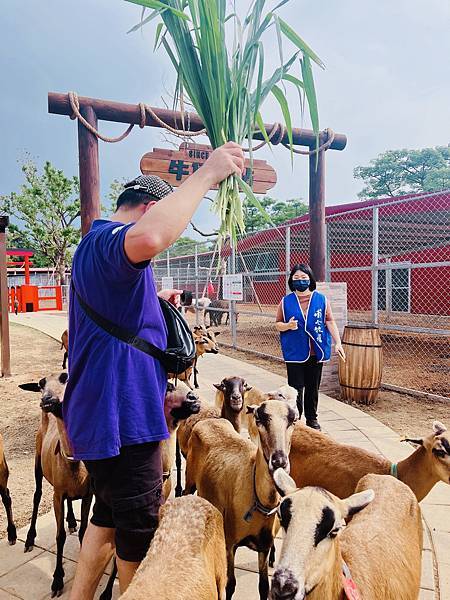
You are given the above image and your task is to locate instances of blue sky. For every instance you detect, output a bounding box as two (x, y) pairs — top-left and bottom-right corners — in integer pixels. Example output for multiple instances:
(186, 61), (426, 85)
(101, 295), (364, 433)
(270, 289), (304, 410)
(1, 0), (449, 236)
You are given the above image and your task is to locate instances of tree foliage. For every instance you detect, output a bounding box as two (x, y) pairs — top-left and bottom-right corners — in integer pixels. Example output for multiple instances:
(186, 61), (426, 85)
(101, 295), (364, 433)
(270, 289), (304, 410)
(354, 146), (450, 199)
(0, 161), (81, 284)
(168, 236), (211, 257)
(244, 196), (308, 233)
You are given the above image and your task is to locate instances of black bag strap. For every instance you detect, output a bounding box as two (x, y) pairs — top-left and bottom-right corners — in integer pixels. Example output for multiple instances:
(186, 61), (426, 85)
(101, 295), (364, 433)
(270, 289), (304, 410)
(71, 282), (167, 362)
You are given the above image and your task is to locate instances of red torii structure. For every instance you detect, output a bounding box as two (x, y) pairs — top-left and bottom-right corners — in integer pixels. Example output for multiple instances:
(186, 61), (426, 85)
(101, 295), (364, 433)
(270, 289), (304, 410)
(48, 92), (347, 281)
(6, 249), (34, 285)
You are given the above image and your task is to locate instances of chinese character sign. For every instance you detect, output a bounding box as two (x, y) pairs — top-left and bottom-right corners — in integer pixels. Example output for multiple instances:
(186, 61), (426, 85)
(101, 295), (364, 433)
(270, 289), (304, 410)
(140, 144), (276, 194)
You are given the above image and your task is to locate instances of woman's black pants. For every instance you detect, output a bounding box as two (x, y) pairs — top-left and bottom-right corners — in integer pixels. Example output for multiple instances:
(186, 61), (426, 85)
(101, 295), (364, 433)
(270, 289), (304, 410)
(286, 357), (323, 421)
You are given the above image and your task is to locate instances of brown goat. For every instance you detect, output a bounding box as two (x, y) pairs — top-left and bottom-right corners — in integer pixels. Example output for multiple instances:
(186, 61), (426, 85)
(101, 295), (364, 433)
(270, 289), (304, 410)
(168, 326), (220, 390)
(60, 330), (68, 370)
(121, 496), (227, 600)
(289, 420), (450, 502)
(272, 471), (422, 600)
(0, 434), (17, 545)
(19, 374), (92, 597)
(185, 400), (297, 599)
(175, 377), (251, 496)
(161, 383), (201, 500)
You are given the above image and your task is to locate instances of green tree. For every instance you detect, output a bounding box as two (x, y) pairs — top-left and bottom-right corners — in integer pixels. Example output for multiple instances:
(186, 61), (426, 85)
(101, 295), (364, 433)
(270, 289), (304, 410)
(354, 146), (450, 199)
(168, 236), (211, 257)
(243, 196), (308, 232)
(0, 161), (81, 284)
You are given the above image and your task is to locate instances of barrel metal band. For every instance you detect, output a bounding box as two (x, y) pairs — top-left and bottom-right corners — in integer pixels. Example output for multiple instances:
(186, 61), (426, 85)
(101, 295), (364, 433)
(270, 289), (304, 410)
(339, 383), (381, 391)
(342, 341), (383, 348)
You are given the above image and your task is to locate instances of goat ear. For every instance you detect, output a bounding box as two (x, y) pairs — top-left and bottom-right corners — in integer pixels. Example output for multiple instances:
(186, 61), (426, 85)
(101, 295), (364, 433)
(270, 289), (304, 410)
(59, 372), (68, 385)
(433, 421), (447, 436)
(246, 404), (258, 415)
(213, 383), (224, 391)
(273, 468), (297, 497)
(19, 382), (42, 393)
(166, 382), (176, 393)
(342, 489), (375, 518)
(244, 383), (252, 391)
(401, 437), (423, 446)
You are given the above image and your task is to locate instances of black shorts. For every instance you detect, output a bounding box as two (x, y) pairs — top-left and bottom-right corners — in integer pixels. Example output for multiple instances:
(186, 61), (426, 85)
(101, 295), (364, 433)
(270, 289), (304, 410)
(84, 441), (162, 562)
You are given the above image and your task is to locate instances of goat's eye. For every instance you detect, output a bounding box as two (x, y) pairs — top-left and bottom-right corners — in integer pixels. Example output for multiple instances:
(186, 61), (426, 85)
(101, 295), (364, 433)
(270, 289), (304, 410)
(433, 449), (447, 458)
(329, 527), (341, 539)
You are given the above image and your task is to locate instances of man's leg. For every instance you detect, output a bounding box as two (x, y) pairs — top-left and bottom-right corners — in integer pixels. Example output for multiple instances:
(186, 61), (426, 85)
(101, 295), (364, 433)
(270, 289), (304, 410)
(116, 557), (140, 594)
(69, 523), (114, 600)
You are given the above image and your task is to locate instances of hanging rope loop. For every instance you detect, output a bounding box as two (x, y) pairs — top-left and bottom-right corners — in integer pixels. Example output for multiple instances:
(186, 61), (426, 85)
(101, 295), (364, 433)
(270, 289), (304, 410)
(68, 92), (334, 155)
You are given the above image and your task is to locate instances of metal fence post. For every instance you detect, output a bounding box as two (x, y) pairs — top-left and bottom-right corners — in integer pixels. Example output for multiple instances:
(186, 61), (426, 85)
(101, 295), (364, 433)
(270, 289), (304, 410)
(371, 206), (379, 324)
(166, 249), (170, 277)
(325, 222), (331, 282)
(231, 241), (237, 348)
(194, 245), (199, 326)
(285, 226), (291, 294)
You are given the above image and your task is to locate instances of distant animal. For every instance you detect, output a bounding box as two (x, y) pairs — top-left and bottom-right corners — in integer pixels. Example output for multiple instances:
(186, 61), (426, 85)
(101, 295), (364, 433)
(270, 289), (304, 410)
(271, 470), (422, 600)
(0, 433), (17, 545)
(60, 330), (68, 370)
(206, 299), (237, 327)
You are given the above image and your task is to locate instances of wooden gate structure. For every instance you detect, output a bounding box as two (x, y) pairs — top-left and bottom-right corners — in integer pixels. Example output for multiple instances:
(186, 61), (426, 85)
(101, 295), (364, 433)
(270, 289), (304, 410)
(0, 92), (347, 377)
(47, 92), (347, 279)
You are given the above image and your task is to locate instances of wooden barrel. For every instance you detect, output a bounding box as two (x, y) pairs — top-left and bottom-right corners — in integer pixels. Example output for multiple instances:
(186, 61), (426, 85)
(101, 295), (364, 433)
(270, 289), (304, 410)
(338, 325), (383, 405)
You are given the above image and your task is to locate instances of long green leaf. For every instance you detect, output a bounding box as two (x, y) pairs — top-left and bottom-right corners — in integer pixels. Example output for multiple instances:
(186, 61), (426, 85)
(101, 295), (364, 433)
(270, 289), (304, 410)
(271, 85), (294, 164)
(278, 18), (324, 68)
(301, 55), (319, 136)
(127, 8), (159, 33)
(238, 176), (274, 227)
(125, 0), (190, 21)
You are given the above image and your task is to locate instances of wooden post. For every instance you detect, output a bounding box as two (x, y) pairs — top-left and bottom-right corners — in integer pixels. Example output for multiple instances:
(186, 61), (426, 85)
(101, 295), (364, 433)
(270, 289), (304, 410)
(309, 135), (326, 282)
(78, 105), (100, 237)
(0, 216), (11, 377)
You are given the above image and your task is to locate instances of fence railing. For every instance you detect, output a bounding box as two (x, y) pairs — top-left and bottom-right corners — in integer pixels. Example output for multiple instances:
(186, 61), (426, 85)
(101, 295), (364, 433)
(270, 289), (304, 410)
(155, 191), (450, 398)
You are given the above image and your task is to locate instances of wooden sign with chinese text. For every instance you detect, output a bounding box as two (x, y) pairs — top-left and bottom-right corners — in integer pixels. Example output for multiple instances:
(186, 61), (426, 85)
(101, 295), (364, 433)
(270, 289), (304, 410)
(140, 143), (277, 194)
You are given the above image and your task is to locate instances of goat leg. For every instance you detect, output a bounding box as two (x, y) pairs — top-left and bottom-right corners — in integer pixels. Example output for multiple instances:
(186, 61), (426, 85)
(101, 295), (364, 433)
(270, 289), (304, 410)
(268, 543), (276, 568)
(99, 558), (117, 600)
(258, 549), (270, 600)
(66, 498), (77, 533)
(0, 486), (17, 545)
(62, 351), (68, 370)
(225, 546), (237, 600)
(175, 438), (183, 497)
(24, 456), (43, 552)
(193, 357), (199, 389)
(51, 492), (66, 597)
(79, 491), (93, 545)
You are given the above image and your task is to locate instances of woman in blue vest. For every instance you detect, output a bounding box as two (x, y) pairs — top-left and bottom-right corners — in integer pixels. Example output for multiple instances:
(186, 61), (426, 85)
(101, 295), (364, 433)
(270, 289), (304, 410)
(275, 264), (345, 430)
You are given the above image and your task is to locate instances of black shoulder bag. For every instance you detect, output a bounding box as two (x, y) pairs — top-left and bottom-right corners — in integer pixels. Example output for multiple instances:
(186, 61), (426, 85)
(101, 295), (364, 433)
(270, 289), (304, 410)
(72, 283), (196, 375)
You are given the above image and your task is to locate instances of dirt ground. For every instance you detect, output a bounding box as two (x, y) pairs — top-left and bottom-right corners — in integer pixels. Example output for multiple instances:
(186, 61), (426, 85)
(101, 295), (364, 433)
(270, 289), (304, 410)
(0, 324), (62, 540)
(207, 311), (449, 397)
(219, 346), (449, 437)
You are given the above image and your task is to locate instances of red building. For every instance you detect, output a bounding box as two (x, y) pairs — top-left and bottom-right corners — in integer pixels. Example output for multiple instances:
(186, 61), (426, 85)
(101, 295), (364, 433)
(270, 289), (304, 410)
(155, 190), (449, 319)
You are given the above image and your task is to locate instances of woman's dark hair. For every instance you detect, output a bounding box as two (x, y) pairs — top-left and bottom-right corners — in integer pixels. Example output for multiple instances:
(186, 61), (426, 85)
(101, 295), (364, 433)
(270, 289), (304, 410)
(287, 263), (316, 292)
(116, 188), (158, 210)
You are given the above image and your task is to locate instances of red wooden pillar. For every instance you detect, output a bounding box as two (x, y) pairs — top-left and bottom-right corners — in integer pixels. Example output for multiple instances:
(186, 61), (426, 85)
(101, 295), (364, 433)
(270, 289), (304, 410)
(78, 105), (100, 237)
(24, 255), (31, 284)
(0, 216), (11, 377)
(309, 134), (326, 282)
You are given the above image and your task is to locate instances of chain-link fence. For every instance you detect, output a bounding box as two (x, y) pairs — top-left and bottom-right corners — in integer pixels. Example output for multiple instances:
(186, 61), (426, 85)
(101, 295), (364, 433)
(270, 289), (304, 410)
(154, 190), (450, 398)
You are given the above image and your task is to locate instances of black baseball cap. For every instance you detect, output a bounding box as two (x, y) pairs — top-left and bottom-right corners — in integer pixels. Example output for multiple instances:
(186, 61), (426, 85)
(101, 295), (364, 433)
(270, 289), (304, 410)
(123, 175), (173, 201)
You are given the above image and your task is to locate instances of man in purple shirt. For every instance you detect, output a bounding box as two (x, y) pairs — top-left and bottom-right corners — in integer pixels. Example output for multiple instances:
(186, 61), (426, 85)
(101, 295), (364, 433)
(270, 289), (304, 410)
(67, 142), (244, 598)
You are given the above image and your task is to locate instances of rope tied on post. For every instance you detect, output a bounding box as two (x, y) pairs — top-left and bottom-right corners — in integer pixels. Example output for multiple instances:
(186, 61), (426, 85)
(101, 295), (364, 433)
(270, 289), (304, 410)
(68, 91), (206, 143)
(68, 92), (334, 155)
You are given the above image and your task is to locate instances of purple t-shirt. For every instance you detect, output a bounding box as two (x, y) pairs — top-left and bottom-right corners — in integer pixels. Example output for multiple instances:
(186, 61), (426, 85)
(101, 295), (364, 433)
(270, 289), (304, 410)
(63, 219), (169, 460)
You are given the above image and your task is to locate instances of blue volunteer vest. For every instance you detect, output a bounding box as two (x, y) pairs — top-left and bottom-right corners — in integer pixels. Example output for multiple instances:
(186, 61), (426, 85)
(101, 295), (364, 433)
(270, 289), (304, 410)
(280, 291), (331, 363)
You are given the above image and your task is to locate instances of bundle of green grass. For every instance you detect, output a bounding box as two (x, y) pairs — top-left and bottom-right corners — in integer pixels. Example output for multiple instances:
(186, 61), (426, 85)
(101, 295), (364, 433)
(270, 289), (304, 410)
(127, 0), (324, 244)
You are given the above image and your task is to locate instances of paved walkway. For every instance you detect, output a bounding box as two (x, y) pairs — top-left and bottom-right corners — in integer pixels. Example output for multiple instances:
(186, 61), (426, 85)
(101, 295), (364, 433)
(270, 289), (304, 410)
(1, 313), (448, 599)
